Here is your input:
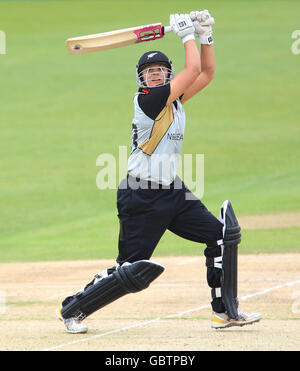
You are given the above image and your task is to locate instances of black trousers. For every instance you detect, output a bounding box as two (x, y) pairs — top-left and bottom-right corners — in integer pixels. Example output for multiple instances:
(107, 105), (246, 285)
(116, 176), (223, 265)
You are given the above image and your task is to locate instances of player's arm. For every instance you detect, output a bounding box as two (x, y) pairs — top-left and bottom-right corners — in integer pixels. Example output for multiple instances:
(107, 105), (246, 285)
(168, 14), (201, 103)
(180, 44), (215, 104)
(180, 10), (216, 104)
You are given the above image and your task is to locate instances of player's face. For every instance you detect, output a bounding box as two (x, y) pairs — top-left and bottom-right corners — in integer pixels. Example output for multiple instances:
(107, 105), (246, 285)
(142, 63), (169, 87)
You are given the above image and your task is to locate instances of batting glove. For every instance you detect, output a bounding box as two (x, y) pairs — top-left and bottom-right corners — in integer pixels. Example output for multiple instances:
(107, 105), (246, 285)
(170, 13), (195, 44)
(190, 10), (214, 45)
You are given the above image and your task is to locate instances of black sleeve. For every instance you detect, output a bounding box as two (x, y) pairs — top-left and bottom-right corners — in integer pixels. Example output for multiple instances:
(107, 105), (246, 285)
(137, 84), (170, 120)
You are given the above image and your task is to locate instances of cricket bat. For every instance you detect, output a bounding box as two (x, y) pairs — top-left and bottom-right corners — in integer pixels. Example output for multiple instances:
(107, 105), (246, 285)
(66, 23), (172, 55)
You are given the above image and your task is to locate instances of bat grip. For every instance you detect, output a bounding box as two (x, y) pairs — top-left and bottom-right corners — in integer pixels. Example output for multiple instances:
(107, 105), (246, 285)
(163, 26), (172, 34)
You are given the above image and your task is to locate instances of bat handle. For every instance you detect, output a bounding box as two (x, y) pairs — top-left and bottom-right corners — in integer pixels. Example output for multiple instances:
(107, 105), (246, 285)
(163, 26), (172, 34)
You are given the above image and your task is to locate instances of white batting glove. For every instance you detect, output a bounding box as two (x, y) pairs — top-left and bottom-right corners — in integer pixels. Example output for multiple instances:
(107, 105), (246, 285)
(170, 13), (195, 44)
(193, 22), (214, 45)
(190, 10), (214, 25)
(190, 10), (214, 45)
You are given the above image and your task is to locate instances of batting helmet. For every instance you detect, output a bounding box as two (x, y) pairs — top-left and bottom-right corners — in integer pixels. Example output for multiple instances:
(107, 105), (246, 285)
(136, 51), (174, 88)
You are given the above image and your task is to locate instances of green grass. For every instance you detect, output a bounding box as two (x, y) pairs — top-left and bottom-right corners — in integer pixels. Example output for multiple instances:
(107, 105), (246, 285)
(0, 221), (299, 263)
(156, 227), (300, 257)
(0, 0), (299, 262)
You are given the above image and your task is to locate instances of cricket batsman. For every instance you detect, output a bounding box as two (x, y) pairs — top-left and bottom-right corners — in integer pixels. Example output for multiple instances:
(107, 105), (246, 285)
(57, 11), (262, 333)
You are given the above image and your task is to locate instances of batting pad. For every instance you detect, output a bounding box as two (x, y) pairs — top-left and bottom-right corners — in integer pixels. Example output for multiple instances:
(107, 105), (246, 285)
(220, 200), (241, 320)
(61, 260), (165, 320)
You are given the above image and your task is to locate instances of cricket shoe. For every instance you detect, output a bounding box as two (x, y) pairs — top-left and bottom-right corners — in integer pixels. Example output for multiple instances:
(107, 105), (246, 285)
(56, 304), (88, 334)
(211, 310), (262, 329)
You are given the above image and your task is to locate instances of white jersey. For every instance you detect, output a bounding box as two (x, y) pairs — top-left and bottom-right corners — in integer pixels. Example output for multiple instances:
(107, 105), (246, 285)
(127, 84), (186, 185)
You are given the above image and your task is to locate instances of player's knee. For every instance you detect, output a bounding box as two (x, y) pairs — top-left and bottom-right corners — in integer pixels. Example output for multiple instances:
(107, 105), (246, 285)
(220, 200), (242, 248)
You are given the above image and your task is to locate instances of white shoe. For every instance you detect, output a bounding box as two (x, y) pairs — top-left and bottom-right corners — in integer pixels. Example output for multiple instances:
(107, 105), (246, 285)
(211, 310), (262, 329)
(56, 305), (88, 334)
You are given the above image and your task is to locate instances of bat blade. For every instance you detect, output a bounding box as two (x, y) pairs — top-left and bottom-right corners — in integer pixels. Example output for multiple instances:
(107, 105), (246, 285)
(66, 23), (166, 55)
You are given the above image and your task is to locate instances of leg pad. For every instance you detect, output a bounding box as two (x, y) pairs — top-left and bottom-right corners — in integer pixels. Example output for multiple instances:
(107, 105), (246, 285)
(220, 200), (241, 319)
(61, 260), (164, 320)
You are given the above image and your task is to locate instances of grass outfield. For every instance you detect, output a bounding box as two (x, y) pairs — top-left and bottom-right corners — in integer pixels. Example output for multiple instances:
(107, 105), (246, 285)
(0, 0), (299, 262)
